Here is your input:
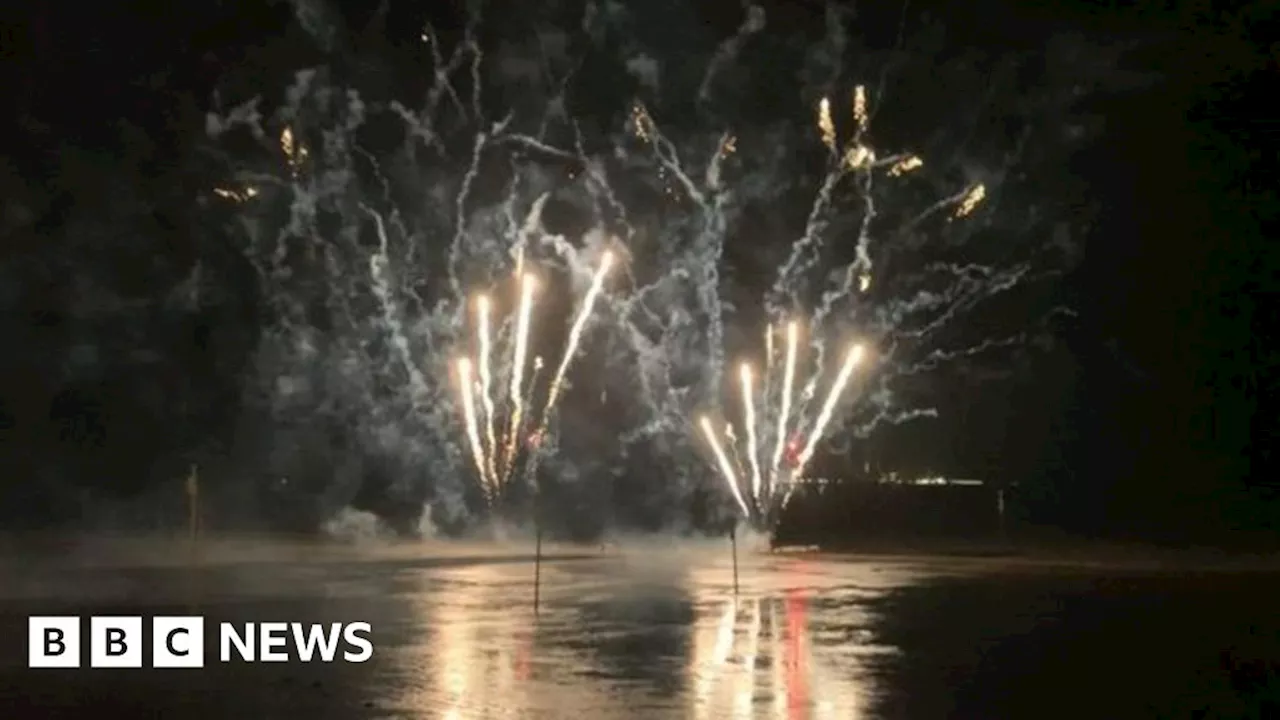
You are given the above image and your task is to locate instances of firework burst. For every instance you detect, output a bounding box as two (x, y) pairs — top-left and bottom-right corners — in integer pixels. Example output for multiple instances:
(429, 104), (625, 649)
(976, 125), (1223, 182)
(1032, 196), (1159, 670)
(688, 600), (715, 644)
(453, 253), (614, 513)
(696, 84), (984, 530)
(700, 323), (866, 528)
(206, 1), (1076, 536)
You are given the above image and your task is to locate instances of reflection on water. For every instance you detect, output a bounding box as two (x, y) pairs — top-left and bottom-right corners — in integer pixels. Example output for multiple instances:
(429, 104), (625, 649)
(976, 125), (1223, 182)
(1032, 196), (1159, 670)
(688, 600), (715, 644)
(5, 547), (1276, 718)
(379, 554), (893, 719)
(388, 564), (538, 718)
(689, 588), (881, 718)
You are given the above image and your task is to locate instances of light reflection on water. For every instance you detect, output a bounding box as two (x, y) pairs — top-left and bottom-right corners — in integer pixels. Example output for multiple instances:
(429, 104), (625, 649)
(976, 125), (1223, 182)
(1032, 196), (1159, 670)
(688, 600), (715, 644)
(379, 553), (899, 719)
(688, 588), (881, 719)
(6, 545), (1274, 718)
(389, 564), (538, 718)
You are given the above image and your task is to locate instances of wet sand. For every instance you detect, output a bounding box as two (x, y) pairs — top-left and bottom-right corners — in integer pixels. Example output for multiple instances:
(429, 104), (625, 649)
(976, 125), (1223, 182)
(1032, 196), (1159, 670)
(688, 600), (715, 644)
(2, 537), (1278, 718)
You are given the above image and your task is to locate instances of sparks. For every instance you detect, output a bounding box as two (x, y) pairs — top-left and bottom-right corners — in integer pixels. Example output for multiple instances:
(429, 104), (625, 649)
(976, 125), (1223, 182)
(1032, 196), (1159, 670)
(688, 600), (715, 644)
(817, 97), (836, 153)
(538, 251), (615, 431)
(213, 7), (1048, 540)
(852, 85), (868, 134)
(502, 273), (536, 485)
(699, 416), (750, 517)
(476, 295), (498, 490)
(699, 317), (869, 527)
(888, 155), (923, 176)
(740, 362), (763, 503)
(453, 253), (614, 513)
(954, 183), (986, 218)
(769, 321), (800, 484)
(213, 186), (258, 203)
(455, 357), (490, 503)
(795, 343), (865, 471)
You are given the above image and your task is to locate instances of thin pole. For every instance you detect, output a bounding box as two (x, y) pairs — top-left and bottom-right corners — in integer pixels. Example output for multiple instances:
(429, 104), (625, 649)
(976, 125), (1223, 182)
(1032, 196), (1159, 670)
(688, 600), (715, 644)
(533, 494), (543, 614)
(186, 464), (200, 545)
(730, 525), (739, 596)
(185, 464), (201, 585)
(997, 487), (1007, 544)
(534, 523), (543, 613)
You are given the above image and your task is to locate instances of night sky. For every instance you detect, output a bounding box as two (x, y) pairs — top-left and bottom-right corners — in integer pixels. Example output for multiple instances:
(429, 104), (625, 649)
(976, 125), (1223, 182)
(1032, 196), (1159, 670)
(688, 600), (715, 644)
(0, 0), (1273, 541)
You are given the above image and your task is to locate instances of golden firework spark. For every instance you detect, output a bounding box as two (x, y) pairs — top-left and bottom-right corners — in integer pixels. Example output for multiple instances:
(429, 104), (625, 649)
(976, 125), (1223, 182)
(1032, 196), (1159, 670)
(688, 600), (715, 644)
(631, 103), (655, 143)
(889, 155), (923, 176)
(817, 97), (836, 153)
(852, 85), (868, 134)
(213, 186), (258, 203)
(699, 416), (751, 516)
(769, 321), (800, 483)
(280, 126), (308, 176)
(795, 343), (864, 471)
(476, 295), (498, 489)
(842, 145), (874, 171)
(501, 273), (537, 484)
(538, 252), (614, 432)
(699, 319), (868, 524)
(954, 183), (986, 218)
(455, 357), (490, 502)
(454, 251), (616, 511)
(740, 362), (763, 503)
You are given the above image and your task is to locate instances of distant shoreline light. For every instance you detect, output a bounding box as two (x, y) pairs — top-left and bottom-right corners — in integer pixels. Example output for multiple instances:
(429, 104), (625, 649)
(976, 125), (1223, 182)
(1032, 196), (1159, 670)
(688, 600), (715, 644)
(793, 475), (987, 487)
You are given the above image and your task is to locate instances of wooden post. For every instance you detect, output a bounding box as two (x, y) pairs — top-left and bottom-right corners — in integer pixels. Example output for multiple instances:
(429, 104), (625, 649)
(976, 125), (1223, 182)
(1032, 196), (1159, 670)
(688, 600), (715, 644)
(730, 525), (739, 596)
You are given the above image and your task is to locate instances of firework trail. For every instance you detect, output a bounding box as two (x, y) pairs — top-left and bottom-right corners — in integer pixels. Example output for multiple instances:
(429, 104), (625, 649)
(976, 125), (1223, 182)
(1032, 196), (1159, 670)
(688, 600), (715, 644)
(476, 295), (498, 488)
(691, 81), (992, 528)
(769, 322), (800, 486)
(455, 253), (614, 511)
(740, 363), (763, 503)
(455, 357), (490, 502)
(502, 273), (537, 487)
(204, 52), (619, 523)
(698, 417), (749, 517)
(539, 251), (616, 433)
(204, 2), (1077, 532)
(601, 32), (1050, 530)
(703, 328), (867, 526)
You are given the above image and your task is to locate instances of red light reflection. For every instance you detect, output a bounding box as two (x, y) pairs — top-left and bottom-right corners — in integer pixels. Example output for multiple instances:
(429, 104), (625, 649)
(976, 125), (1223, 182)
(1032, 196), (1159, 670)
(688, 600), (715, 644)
(785, 587), (810, 720)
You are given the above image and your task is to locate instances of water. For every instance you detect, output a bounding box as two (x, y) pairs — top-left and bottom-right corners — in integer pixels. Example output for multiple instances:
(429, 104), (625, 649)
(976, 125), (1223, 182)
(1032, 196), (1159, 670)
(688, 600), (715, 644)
(1, 542), (1277, 718)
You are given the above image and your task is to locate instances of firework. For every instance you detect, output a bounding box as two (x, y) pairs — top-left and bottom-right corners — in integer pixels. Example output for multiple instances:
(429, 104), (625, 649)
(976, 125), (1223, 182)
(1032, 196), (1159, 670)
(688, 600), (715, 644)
(454, 357), (491, 502)
(453, 253), (614, 513)
(502, 273), (537, 485)
(689, 80), (991, 529)
(700, 317), (867, 527)
(476, 295), (498, 489)
(699, 416), (750, 517)
(740, 363), (763, 503)
(210, 3), (1043, 543)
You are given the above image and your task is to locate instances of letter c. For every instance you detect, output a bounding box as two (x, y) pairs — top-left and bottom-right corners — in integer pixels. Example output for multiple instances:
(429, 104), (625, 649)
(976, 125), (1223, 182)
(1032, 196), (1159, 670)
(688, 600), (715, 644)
(166, 628), (190, 657)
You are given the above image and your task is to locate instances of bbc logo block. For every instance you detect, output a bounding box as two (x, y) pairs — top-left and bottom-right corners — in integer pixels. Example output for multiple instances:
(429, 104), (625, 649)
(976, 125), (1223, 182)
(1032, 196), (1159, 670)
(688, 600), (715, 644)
(27, 617), (372, 668)
(153, 617), (204, 668)
(89, 617), (143, 667)
(28, 617), (80, 668)
(29, 616), (205, 669)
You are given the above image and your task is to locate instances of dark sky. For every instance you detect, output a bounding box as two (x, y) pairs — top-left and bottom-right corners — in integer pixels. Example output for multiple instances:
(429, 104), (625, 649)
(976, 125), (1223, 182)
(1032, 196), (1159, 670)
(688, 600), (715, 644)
(0, 0), (1273, 539)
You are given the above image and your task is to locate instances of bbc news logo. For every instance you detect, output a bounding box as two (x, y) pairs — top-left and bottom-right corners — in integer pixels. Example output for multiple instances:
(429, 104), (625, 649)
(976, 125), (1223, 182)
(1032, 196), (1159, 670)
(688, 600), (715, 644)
(28, 617), (373, 668)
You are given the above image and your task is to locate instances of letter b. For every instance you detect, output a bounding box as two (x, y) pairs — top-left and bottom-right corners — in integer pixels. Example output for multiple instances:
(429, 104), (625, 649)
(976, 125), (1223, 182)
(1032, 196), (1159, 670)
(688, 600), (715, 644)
(28, 617), (80, 668)
(90, 617), (142, 668)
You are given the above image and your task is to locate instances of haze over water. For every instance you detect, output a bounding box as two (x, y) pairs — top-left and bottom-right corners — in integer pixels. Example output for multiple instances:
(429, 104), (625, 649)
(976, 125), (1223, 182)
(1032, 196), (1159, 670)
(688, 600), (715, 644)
(2, 542), (1277, 718)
